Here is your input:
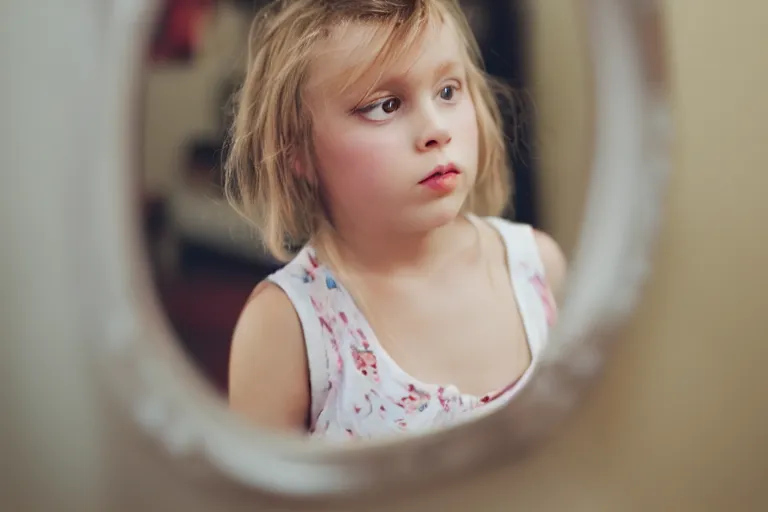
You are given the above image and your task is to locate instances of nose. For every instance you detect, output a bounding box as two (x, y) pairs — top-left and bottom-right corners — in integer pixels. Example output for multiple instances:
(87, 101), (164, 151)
(415, 107), (452, 152)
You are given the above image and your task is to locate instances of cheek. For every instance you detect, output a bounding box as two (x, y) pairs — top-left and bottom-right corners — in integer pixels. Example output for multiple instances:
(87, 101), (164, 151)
(314, 123), (403, 192)
(456, 98), (479, 152)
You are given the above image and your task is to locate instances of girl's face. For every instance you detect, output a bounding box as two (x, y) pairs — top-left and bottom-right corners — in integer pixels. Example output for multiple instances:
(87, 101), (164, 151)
(305, 19), (479, 237)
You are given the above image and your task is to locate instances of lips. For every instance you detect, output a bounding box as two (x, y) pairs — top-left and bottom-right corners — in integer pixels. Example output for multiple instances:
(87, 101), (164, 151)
(419, 163), (459, 184)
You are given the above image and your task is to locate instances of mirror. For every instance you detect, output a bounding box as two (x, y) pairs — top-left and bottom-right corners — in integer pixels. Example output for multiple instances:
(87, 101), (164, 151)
(139, 0), (589, 440)
(94, 0), (669, 500)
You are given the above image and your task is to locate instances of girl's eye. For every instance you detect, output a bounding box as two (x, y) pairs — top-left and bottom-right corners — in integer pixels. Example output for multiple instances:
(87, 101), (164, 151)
(359, 97), (401, 121)
(439, 85), (459, 101)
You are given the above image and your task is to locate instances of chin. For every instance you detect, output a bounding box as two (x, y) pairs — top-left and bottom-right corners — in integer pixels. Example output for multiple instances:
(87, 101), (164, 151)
(406, 194), (467, 232)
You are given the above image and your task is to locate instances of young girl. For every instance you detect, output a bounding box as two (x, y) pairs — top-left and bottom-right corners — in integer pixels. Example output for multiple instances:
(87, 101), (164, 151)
(226, 0), (566, 443)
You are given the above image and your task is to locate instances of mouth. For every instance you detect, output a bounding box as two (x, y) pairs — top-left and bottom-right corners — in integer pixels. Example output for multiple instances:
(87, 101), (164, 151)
(419, 163), (460, 184)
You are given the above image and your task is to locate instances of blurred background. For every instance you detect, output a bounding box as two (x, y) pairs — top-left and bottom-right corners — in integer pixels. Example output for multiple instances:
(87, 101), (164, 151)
(139, 0), (576, 395)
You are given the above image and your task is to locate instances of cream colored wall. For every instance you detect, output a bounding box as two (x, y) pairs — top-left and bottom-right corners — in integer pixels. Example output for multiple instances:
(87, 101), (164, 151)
(142, 3), (248, 195)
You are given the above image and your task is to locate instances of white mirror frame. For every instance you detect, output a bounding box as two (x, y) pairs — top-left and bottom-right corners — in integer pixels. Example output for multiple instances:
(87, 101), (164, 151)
(89, 0), (670, 504)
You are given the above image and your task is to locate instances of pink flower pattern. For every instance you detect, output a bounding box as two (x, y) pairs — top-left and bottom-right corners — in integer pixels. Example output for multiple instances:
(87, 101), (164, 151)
(530, 274), (557, 326)
(270, 220), (555, 442)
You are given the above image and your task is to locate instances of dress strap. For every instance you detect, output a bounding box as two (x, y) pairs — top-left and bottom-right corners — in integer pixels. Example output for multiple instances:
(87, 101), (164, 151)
(481, 216), (557, 355)
(265, 248), (332, 424)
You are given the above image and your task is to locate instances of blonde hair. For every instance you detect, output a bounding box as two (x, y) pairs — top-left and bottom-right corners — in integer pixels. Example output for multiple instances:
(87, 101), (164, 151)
(225, 0), (514, 262)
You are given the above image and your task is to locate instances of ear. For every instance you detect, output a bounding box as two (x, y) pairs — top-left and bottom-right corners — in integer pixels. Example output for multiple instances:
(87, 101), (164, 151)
(293, 150), (316, 185)
(294, 157), (306, 177)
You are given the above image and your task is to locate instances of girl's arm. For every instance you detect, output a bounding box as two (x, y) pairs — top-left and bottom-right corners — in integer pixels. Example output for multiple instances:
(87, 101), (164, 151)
(228, 282), (310, 433)
(533, 229), (568, 302)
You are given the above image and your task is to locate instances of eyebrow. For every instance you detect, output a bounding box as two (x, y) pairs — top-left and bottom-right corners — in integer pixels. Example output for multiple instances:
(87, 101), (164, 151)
(430, 60), (463, 83)
(342, 59), (465, 110)
(371, 59), (464, 93)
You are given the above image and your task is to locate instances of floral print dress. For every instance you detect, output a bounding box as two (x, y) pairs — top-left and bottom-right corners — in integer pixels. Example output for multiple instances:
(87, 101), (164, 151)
(266, 216), (557, 443)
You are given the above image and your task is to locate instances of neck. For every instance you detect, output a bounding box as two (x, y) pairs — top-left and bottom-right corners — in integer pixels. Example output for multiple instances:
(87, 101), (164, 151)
(316, 214), (476, 278)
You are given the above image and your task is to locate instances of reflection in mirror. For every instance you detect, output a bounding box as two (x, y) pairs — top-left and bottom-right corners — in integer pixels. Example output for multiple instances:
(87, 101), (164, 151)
(139, 0), (588, 444)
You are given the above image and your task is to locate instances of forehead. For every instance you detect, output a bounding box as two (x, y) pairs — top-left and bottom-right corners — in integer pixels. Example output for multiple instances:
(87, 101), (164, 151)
(306, 16), (466, 102)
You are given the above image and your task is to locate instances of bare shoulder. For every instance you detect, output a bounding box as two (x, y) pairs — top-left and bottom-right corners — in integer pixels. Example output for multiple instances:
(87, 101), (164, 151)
(228, 280), (309, 432)
(477, 215), (567, 298)
(531, 228), (568, 299)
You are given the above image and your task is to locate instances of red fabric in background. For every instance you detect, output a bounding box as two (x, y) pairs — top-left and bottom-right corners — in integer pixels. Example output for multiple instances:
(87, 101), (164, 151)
(150, 0), (217, 63)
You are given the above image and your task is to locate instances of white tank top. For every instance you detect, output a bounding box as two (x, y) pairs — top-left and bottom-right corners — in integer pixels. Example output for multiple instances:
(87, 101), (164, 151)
(266, 216), (557, 443)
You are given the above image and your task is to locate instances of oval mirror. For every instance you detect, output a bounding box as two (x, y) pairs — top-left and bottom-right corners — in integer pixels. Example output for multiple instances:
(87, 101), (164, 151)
(90, 0), (670, 504)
